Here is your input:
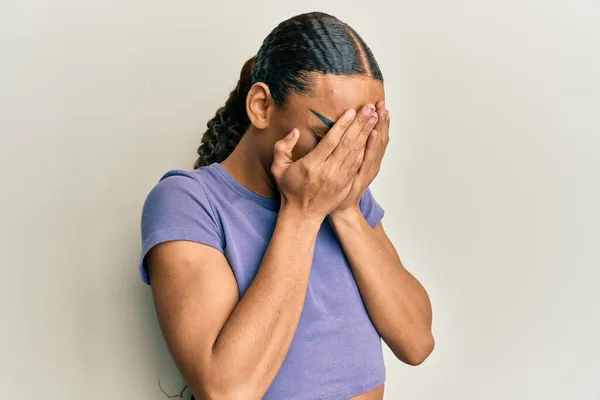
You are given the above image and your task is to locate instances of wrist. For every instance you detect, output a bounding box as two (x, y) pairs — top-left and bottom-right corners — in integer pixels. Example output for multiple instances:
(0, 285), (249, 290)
(278, 204), (324, 233)
(329, 206), (363, 227)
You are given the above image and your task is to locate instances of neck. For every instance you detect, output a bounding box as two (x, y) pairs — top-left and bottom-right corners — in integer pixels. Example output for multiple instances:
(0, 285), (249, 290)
(220, 133), (278, 200)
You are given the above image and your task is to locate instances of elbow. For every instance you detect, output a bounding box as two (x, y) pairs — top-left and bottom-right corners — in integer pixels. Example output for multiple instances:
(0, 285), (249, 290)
(192, 354), (266, 400)
(195, 373), (261, 400)
(199, 385), (257, 400)
(391, 332), (435, 366)
(203, 391), (252, 400)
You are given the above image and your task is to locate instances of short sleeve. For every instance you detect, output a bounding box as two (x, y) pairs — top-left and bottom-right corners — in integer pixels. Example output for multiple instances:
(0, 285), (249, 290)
(359, 187), (385, 228)
(139, 170), (223, 285)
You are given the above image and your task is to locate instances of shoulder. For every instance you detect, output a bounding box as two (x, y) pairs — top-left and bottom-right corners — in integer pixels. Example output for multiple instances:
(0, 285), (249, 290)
(144, 168), (215, 208)
(139, 168), (224, 284)
(142, 168), (221, 230)
(152, 168), (210, 191)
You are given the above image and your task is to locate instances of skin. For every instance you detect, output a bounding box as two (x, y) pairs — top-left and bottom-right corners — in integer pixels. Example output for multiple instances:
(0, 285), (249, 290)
(147, 73), (434, 400)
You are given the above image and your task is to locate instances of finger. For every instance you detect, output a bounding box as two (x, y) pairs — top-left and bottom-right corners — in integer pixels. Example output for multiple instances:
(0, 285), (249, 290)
(373, 104), (390, 153)
(271, 128), (299, 178)
(337, 106), (378, 172)
(357, 129), (381, 177)
(304, 109), (357, 163)
(349, 147), (366, 178)
(381, 110), (390, 148)
(374, 101), (386, 134)
(329, 104), (377, 165)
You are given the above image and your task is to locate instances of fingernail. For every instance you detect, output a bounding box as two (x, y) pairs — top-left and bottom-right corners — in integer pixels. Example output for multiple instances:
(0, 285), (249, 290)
(368, 115), (378, 124)
(287, 129), (298, 139)
(363, 105), (375, 117)
(345, 109), (357, 120)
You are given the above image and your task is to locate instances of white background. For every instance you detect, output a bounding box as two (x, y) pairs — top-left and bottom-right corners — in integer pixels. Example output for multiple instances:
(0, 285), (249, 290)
(1, 1), (599, 399)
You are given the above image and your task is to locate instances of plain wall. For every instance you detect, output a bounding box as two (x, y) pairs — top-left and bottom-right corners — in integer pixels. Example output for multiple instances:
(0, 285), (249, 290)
(1, 1), (599, 399)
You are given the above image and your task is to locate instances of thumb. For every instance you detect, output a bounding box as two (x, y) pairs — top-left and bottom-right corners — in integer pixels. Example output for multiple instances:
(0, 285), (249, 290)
(271, 128), (299, 177)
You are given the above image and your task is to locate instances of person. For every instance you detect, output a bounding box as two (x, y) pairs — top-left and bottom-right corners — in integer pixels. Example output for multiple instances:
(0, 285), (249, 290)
(139, 11), (434, 400)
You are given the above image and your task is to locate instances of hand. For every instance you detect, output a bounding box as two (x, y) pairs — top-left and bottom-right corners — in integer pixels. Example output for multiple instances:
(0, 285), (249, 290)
(332, 100), (390, 215)
(271, 104), (379, 222)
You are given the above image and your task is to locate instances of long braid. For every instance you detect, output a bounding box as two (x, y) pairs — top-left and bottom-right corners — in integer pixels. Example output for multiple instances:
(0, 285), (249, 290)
(194, 56), (255, 168)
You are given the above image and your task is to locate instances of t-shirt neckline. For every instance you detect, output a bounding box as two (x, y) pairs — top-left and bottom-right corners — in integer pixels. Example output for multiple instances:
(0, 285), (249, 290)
(210, 163), (280, 210)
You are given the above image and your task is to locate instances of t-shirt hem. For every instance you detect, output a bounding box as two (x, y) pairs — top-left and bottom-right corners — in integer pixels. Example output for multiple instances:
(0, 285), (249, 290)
(316, 375), (386, 400)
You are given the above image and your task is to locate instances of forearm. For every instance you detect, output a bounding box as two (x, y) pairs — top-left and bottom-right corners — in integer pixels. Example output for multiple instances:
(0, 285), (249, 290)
(209, 206), (321, 396)
(330, 208), (434, 365)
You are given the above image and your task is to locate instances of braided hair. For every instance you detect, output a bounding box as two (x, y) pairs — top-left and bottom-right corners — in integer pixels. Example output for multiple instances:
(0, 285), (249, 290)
(194, 12), (383, 168)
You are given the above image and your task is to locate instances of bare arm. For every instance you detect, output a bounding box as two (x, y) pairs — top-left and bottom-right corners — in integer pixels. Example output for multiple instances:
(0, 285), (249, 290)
(148, 207), (321, 399)
(330, 101), (434, 365)
(329, 212), (434, 365)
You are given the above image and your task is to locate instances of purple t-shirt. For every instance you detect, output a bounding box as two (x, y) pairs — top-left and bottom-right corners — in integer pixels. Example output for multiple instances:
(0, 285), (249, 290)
(139, 163), (386, 399)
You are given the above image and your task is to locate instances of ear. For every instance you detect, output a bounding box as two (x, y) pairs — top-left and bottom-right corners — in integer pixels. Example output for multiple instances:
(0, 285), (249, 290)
(246, 82), (274, 130)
